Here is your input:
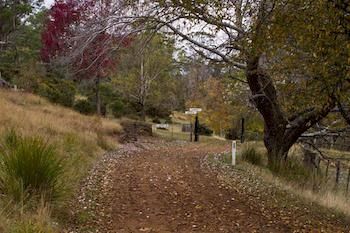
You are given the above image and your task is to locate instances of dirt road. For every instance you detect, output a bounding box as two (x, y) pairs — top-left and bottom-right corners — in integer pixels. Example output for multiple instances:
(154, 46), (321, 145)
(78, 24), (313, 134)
(69, 141), (350, 233)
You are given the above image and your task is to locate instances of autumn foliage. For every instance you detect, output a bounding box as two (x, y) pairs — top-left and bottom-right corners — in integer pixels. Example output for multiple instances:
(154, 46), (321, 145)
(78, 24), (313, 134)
(41, 0), (131, 79)
(41, 0), (80, 63)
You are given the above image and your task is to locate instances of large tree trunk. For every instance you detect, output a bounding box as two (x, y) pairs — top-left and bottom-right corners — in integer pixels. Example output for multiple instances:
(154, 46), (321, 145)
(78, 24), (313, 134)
(264, 135), (290, 170)
(246, 55), (289, 169)
(246, 55), (336, 170)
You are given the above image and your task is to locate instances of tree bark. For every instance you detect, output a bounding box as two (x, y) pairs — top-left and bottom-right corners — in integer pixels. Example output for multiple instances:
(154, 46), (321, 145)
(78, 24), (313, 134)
(337, 101), (350, 125)
(139, 54), (146, 121)
(246, 55), (288, 168)
(95, 76), (101, 116)
(140, 103), (146, 121)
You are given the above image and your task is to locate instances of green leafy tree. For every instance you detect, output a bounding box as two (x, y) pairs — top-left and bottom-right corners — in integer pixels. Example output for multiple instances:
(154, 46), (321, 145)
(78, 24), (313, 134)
(112, 33), (180, 120)
(0, 2), (45, 81)
(0, 0), (43, 40)
(246, 0), (349, 167)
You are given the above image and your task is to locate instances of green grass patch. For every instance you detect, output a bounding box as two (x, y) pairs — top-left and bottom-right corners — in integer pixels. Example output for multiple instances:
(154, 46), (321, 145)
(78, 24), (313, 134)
(268, 156), (315, 186)
(0, 130), (65, 204)
(241, 146), (263, 166)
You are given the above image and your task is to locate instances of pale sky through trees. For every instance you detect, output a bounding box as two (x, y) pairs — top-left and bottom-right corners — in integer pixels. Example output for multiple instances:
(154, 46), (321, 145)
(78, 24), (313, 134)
(44, 0), (54, 7)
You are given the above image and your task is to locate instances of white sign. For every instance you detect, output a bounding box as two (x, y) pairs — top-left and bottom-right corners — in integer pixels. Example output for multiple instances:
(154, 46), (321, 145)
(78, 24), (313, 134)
(155, 124), (169, 129)
(189, 108), (202, 113)
(232, 140), (237, 166)
(185, 111), (196, 115)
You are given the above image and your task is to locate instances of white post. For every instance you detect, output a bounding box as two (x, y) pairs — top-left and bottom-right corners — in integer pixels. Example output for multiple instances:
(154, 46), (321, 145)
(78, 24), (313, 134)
(232, 140), (237, 166)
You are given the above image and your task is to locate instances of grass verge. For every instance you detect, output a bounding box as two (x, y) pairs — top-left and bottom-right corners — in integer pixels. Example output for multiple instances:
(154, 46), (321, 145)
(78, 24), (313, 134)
(0, 90), (122, 232)
(216, 142), (350, 219)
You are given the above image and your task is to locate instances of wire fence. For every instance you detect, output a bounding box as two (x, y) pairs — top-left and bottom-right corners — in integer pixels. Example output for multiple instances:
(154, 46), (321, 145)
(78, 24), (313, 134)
(310, 157), (350, 194)
(312, 135), (350, 152)
(299, 131), (350, 193)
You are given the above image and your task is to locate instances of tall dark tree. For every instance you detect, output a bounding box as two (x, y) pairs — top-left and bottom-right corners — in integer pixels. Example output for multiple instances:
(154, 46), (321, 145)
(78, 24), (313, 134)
(0, 0), (43, 42)
(0, 0), (44, 79)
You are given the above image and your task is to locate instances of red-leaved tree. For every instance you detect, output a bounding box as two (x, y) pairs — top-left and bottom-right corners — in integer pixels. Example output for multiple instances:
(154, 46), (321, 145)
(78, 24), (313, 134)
(41, 0), (132, 115)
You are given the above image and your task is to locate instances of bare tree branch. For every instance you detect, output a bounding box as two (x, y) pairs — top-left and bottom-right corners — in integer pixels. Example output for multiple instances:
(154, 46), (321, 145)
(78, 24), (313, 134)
(163, 22), (246, 70)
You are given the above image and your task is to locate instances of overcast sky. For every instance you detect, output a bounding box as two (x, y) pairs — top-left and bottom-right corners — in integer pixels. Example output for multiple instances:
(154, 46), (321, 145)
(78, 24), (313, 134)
(44, 0), (54, 7)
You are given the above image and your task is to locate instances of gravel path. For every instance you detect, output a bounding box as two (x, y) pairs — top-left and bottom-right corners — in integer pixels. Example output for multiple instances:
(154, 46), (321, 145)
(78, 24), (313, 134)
(65, 139), (350, 233)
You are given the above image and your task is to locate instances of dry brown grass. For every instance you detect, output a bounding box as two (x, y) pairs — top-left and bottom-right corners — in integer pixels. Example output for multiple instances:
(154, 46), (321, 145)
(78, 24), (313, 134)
(1, 200), (59, 233)
(0, 89), (121, 158)
(252, 165), (350, 217)
(237, 142), (350, 218)
(0, 89), (122, 231)
(0, 89), (122, 192)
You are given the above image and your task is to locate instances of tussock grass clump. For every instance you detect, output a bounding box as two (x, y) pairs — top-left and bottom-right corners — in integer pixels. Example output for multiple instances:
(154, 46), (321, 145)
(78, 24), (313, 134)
(241, 146), (263, 166)
(269, 156), (313, 185)
(0, 130), (64, 204)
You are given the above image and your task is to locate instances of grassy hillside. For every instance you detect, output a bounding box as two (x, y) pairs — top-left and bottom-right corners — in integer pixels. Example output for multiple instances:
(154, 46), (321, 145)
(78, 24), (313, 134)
(0, 89), (121, 152)
(0, 89), (121, 232)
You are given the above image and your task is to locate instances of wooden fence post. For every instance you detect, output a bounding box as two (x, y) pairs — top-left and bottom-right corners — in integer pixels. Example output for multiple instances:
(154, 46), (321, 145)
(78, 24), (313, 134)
(190, 122), (193, 142)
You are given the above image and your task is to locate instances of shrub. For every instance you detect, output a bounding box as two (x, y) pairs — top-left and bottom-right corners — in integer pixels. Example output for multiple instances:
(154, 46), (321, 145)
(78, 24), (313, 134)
(0, 131), (64, 203)
(36, 78), (76, 107)
(164, 116), (172, 124)
(198, 124), (213, 136)
(152, 118), (161, 124)
(146, 106), (172, 119)
(241, 146), (263, 166)
(109, 99), (126, 118)
(119, 120), (153, 143)
(73, 99), (95, 115)
(14, 62), (44, 92)
(225, 128), (239, 140)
